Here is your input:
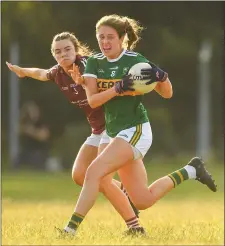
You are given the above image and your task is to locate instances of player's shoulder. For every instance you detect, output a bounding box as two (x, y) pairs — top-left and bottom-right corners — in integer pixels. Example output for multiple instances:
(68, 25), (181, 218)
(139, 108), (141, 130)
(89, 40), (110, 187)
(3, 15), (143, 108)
(75, 55), (88, 65)
(124, 50), (138, 57)
(50, 63), (60, 69)
(124, 50), (149, 62)
(91, 52), (106, 60)
(86, 53), (106, 67)
(124, 50), (144, 58)
(80, 55), (89, 60)
(47, 64), (60, 80)
(79, 56), (89, 68)
(48, 64), (60, 73)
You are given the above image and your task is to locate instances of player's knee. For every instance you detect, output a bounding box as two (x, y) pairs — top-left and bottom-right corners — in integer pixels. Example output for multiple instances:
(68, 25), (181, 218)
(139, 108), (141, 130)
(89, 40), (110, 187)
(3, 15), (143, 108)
(132, 197), (154, 210)
(99, 178), (112, 193)
(99, 183), (105, 193)
(72, 170), (84, 186)
(85, 167), (98, 183)
(133, 202), (149, 210)
(85, 162), (103, 182)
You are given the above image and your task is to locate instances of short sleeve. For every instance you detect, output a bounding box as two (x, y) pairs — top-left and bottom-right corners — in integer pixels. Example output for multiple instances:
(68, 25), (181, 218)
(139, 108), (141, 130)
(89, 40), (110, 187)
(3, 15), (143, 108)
(136, 52), (150, 64)
(46, 65), (59, 81)
(135, 52), (158, 68)
(75, 56), (89, 75)
(83, 56), (98, 79)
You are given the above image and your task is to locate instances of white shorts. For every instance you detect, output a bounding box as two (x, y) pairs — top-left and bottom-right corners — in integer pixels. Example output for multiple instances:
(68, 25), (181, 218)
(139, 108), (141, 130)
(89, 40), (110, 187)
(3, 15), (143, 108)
(84, 131), (110, 147)
(100, 122), (152, 160)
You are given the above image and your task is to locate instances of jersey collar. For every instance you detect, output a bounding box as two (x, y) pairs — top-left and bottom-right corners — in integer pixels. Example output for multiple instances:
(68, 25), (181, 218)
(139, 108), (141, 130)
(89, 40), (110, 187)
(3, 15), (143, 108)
(107, 49), (126, 62)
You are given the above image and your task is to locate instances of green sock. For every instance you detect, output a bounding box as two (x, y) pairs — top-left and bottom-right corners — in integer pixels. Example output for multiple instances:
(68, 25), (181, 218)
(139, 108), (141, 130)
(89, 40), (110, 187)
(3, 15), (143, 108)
(168, 167), (189, 187)
(67, 212), (84, 231)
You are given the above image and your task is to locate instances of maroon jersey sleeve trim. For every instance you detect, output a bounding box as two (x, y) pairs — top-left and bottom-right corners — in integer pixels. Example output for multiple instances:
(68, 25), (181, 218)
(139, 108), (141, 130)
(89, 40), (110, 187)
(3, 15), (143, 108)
(75, 56), (89, 75)
(46, 65), (59, 81)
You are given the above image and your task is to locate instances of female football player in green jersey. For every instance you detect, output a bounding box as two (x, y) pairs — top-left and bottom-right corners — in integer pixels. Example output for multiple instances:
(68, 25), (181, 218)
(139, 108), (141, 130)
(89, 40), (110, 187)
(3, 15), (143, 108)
(64, 14), (217, 235)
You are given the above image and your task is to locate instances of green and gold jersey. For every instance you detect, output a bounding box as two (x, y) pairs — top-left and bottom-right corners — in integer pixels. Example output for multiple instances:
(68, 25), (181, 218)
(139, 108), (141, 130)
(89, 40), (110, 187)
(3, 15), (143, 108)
(83, 49), (149, 137)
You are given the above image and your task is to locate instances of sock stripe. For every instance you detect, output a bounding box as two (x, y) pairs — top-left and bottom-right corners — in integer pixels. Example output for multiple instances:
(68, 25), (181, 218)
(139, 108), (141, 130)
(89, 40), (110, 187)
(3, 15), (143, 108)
(67, 212), (85, 231)
(128, 220), (139, 226)
(173, 172), (182, 184)
(70, 219), (80, 226)
(126, 216), (140, 229)
(168, 167), (190, 187)
(180, 168), (189, 180)
(126, 216), (137, 223)
(168, 174), (177, 186)
(68, 221), (76, 229)
(176, 170), (184, 182)
(73, 212), (84, 219)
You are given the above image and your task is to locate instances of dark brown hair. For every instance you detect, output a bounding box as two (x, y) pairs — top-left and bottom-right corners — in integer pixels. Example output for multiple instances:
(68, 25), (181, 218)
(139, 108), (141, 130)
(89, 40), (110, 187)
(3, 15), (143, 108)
(96, 14), (144, 50)
(51, 32), (93, 56)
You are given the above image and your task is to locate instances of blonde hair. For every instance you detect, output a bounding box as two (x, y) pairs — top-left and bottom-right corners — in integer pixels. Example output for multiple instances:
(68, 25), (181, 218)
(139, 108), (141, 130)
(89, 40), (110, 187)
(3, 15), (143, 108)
(96, 14), (144, 50)
(51, 32), (93, 56)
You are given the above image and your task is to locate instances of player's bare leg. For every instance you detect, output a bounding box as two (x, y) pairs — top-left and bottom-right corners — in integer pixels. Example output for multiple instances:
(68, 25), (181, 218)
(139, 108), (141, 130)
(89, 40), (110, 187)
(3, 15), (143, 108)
(118, 159), (174, 209)
(61, 138), (144, 235)
(118, 157), (217, 210)
(72, 142), (139, 217)
(72, 144), (98, 186)
(98, 143), (139, 217)
(62, 142), (142, 235)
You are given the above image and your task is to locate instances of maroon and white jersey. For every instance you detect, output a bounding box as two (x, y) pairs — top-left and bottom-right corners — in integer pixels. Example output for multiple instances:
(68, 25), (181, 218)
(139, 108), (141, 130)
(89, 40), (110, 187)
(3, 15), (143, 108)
(46, 56), (105, 134)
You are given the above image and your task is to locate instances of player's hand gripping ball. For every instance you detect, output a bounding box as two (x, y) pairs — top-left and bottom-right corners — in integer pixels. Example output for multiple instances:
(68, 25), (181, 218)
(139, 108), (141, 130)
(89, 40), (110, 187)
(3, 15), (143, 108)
(128, 63), (158, 94)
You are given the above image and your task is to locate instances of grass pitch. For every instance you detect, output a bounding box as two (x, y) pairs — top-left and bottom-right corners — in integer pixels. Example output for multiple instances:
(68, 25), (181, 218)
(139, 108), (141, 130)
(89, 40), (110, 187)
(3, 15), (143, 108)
(2, 199), (223, 245)
(2, 160), (224, 245)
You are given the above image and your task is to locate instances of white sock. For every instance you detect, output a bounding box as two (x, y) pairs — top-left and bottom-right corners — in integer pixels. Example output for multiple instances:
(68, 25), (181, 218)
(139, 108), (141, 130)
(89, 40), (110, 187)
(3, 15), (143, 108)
(64, 226), (76, 235)
(126, 216), (140, 229)
(184, 165), (196, 179)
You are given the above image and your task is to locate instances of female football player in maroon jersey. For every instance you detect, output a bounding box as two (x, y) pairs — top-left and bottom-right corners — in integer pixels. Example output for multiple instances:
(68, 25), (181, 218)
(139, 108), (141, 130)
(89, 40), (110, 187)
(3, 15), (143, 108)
(6, 32), (143, 234)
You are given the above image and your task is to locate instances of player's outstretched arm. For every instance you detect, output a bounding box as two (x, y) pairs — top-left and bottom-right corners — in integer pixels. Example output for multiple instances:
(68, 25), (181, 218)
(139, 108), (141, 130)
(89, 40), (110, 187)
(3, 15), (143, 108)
(6, 61), (49, 82)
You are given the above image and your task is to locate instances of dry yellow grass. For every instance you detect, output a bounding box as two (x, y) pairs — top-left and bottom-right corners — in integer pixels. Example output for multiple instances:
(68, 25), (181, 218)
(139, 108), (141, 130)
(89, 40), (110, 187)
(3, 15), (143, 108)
(2, 198), (224, 245)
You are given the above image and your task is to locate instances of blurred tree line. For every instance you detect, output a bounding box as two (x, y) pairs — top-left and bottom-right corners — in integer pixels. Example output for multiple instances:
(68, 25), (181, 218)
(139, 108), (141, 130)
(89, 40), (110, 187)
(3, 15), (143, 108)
(2, 2), (223, 167)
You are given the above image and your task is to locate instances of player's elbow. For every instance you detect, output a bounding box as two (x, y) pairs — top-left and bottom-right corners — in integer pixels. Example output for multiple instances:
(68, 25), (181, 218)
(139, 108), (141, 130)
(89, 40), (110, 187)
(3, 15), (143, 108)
(89, 103), (98, 109)
(88, 99), (99, 108)
(40, 76), (49, 82)
(161, 79), (173, 99)
(39, 70), (49, 81)
(87, 94), (103, 108)
(162, 90), (173, 99)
